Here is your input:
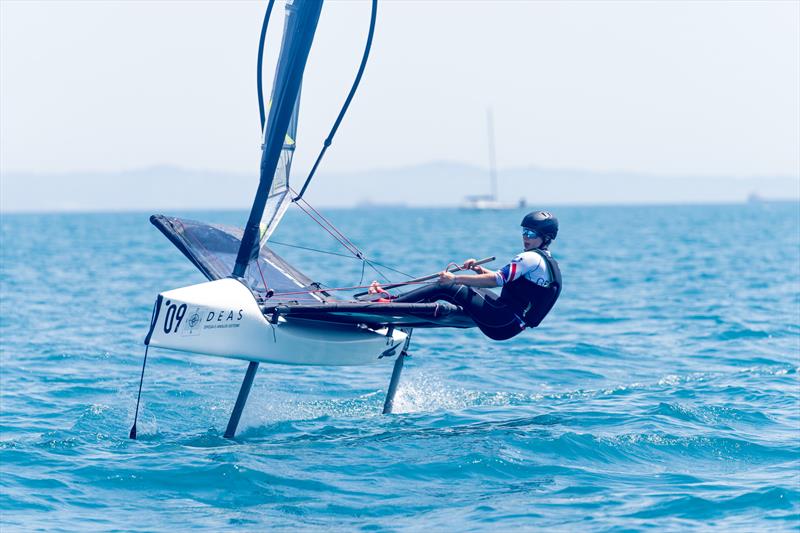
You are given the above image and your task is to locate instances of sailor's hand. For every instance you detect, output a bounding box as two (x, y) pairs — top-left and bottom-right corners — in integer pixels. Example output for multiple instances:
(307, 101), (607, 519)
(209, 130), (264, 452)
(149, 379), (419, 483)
(438, 270), (456, 284)
(462, 258), (485, 274)
(368, 280), (384, 294)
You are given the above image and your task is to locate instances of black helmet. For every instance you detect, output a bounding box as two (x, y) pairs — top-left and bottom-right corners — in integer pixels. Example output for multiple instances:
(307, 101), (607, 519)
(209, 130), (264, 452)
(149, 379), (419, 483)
(521, 210), (558, 242)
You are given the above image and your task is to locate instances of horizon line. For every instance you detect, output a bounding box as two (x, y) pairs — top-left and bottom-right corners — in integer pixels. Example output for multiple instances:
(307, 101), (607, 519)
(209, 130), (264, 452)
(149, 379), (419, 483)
(2, 160), (799, 182)
(2, 198), (798, 216)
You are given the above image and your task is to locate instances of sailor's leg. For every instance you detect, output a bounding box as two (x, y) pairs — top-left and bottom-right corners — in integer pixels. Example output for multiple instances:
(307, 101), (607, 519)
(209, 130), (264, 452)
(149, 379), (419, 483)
(392, 283), (470, 304)
(394, 284), (523, 340)
(460, 289), (525, 341)
(224, 361), (259, 439)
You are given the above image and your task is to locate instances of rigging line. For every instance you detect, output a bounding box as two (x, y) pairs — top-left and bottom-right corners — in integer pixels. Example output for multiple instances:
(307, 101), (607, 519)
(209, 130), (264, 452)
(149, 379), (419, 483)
(288, 194), (404, 283)
(291, 199), (361, 257)
(255, 257), (269, 295)
(295, 200), (390, 283)
(291, 184), (403, 283)
(270, 278), (436, 297)
(293, 194), (363, 256)
(257, 0), (276, 131)
(359, 258), (367, 285)
(288, 189), (360, 255)
(290, 202), (390, 286)
(269, 240), (359, 259)
(268, 239), (416, 278)
(290, 198), (397, 285)
(292, 0), (378, 202)
(362, 258), (395, 284)
(364, 258), (413, 279)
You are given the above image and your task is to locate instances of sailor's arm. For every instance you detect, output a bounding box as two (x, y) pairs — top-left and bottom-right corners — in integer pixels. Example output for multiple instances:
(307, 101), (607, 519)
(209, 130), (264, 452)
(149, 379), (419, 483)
(447, 251), (542, 288)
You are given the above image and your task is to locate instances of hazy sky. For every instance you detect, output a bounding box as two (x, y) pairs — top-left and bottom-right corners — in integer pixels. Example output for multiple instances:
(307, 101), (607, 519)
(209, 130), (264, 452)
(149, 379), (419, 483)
(2, 0), (798, 179)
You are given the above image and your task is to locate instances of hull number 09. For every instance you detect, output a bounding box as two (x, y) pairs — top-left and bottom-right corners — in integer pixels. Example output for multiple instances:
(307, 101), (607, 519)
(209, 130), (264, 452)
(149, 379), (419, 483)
(163, 300), (188, 334)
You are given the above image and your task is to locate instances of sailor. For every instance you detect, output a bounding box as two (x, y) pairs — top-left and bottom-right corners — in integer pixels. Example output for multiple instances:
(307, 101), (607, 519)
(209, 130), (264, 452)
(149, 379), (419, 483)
(369, 211), (562, 340)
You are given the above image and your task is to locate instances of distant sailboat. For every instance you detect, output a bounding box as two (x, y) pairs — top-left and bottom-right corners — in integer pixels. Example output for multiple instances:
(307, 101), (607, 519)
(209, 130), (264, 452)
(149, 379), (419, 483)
(461, 109), (523, 210)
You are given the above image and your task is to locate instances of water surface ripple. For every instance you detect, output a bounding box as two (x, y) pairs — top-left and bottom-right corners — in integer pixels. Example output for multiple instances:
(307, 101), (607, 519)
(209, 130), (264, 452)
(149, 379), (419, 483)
(1, 204), (799, 530)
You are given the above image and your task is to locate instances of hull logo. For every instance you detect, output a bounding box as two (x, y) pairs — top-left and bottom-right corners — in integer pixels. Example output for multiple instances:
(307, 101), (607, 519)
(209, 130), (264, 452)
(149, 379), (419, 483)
(182, 307), (204, 336)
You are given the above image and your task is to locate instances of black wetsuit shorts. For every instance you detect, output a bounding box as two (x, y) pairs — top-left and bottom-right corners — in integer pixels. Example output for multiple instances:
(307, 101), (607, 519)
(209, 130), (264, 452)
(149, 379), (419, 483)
(393, 284), (524, 341)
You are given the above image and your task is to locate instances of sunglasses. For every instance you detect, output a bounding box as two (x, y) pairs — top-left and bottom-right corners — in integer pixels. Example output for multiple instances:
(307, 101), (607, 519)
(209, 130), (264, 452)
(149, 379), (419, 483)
(522, 228), (540, 239)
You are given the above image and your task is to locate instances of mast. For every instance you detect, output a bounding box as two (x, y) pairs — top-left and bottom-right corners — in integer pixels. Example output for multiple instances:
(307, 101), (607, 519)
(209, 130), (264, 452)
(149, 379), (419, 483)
(486, 107), (498, 201)
(233, 0), (324, 278)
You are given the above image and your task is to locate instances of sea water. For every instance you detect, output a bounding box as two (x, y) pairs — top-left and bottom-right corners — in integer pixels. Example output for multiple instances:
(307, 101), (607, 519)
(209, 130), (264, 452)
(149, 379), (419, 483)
(1, 203), (798, 531)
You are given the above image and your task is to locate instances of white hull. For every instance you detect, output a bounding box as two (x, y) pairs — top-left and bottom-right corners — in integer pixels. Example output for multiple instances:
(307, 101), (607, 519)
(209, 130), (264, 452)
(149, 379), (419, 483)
(147, 278), (407, 366)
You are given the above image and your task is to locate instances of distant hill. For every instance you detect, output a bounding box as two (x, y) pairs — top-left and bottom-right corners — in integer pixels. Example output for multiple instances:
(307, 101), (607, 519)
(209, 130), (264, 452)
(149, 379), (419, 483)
(1, 162), (797, 213)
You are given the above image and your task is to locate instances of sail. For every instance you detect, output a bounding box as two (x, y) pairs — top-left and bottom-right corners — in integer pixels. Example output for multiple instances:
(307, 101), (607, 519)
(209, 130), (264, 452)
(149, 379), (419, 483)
(233, 0), (323, 278)
(259, 89), (301, 244)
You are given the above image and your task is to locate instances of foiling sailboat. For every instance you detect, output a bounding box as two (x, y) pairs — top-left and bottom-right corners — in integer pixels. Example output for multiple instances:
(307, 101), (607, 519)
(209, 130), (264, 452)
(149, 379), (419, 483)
(129, 0), (483, 439)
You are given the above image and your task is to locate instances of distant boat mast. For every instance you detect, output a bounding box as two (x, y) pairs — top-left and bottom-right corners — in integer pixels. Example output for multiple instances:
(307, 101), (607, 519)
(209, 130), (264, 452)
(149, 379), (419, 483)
(487, 107), (498, 201)
(460, 107), (517, 210)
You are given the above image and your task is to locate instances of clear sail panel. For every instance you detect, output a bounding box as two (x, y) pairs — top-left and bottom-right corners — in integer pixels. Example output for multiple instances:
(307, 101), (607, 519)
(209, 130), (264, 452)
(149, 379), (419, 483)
(258, 88), (300, 246)
(258, 146), (294, 244)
